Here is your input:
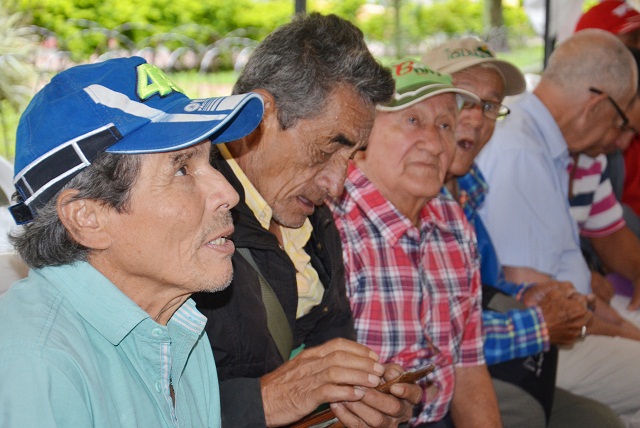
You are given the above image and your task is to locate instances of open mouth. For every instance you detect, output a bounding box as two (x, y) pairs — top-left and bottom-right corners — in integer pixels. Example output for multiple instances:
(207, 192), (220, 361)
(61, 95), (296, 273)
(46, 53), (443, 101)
(297, 196), (322, 215)
(297, 196), (314, 208)
(457, 139), (474, 152)
(208, 236), (232, 246)
(205, 224), (235, 251)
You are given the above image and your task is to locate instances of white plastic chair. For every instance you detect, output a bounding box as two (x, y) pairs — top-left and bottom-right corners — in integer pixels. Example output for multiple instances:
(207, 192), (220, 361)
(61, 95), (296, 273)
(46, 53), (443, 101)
(0, 157), (18, 253)
(0, 252), (28, 297)
(0, 156), (13, 205)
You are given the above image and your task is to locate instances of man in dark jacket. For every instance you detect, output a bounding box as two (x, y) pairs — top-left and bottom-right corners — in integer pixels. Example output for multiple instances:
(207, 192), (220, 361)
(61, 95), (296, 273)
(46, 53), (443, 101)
(193, 13), (422, 428)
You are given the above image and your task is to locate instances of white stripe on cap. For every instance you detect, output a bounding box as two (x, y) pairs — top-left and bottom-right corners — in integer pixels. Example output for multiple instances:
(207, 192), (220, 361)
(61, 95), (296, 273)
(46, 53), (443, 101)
(393, 83), (453, 102)
(84, 84), (228, 123)
(13, 124), (115, 206)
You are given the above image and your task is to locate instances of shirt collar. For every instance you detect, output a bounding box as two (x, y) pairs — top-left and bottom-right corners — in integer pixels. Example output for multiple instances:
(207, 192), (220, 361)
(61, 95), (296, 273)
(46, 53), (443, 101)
(38, 261), (206, 345)
(455, 163), (488, 219)
(219, 143), (314, 242)
(344, 163), (453, 245)
(38, 261), (151, 345)
(219, 143), (272, 230)
(522, 92), (569, 163)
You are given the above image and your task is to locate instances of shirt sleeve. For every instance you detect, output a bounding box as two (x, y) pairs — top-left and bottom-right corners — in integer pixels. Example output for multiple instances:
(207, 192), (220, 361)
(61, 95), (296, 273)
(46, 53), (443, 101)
(477, 137), (592, 293)
(478, 145), (564, 275)
(456, 227), (487, 368)
(578, 156), (625, 237)
(473, 213), (524, 296)
(219, 378), (267, 427)
(482, 306), (550, 365)
(0, 353), (93, 427)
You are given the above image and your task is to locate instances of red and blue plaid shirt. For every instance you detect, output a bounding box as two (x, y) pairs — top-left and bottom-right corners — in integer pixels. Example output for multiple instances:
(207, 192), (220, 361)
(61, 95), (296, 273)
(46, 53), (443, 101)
(330, 164), (485, 424)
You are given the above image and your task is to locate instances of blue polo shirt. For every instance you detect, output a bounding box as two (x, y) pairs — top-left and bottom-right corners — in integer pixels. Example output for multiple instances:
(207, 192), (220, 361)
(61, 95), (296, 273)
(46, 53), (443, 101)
(0, 261), (221, 427)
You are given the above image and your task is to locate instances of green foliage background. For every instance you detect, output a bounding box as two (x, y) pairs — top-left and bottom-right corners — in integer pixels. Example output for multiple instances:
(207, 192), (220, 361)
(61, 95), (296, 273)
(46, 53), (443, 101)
(0, 0), (542, 159)
(9, 0), (535, 61)
(360, 0), (533, 43)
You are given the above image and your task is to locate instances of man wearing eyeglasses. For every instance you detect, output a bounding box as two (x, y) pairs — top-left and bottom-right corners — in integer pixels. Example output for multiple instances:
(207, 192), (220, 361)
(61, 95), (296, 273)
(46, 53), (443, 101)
(571, 49), (640, 318)
(426, 37), (624, 428)
(476, 29), (640, 424)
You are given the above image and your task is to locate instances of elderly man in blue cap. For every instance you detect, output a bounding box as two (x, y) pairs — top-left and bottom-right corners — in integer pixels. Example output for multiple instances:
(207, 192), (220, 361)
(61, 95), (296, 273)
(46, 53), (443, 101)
(0, 56), (263, 427)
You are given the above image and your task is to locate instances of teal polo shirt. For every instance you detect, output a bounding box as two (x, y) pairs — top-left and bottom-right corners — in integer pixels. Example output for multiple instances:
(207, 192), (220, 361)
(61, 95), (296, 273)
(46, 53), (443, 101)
(0, 261), (221, 427)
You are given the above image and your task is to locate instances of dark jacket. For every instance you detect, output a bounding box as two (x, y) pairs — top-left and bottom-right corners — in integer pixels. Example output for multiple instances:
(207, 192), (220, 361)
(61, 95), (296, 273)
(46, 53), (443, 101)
(193, 158), (356, 427)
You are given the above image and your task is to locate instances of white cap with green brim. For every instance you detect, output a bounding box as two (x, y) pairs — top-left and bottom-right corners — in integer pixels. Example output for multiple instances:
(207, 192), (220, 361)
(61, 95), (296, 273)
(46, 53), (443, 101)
(421, 37), (526, 96)
(379, 58), (480, 112)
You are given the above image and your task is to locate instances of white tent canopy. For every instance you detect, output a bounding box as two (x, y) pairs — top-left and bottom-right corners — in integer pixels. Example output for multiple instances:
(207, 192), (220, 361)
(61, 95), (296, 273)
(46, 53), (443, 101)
(524, 0), (585, 44)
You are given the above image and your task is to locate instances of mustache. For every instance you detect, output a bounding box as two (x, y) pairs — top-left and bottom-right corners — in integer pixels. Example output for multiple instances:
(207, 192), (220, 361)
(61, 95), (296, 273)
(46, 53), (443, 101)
(199, 211), (234, 245)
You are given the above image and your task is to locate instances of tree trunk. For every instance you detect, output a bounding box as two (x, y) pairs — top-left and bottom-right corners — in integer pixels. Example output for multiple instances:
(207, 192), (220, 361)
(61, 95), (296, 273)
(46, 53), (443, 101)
(484, 0), (504, 31)
(394, 0), (402, 58)
(295, 0), (306, 15)
(485, 0), (508, 51)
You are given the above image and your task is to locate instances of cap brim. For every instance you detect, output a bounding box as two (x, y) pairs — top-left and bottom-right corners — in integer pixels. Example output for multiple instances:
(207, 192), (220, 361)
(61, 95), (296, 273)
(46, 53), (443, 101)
(434, 57), (526, 96)
(617, 20), (640, 34)
(378, 86), (480, 112)
(106, 92), (264, 154)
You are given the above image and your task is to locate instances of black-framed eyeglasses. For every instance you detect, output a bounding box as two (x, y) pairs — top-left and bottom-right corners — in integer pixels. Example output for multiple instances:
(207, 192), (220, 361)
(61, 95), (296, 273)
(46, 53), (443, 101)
(461, 98), (510, 121)
(589, 87), (631, 131)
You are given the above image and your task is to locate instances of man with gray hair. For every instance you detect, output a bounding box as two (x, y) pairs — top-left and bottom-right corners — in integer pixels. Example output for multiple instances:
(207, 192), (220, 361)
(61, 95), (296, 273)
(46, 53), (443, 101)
(427, 36), (624, 428)
(477, 29), (640, 422)
(193, 12), (422, 427)
(0, 56), (264, 426)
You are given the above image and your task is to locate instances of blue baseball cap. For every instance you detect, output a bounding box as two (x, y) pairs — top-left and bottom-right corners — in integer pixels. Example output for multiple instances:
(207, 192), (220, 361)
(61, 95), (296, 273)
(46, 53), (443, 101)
(10, 56), (264, 224)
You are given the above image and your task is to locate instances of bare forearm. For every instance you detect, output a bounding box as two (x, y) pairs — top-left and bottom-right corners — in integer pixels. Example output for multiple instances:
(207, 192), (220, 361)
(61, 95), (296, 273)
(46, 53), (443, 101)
(589, 298), (640, 340)
(450, 365), (502, 428)
(587, 315), (640, 340)
(503, 266), (553, 285)
(590, 227), (640, 281)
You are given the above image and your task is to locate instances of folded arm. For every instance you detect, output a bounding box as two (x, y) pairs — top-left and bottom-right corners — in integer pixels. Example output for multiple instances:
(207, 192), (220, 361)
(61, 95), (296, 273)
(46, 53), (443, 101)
(590, 226), (640, 310)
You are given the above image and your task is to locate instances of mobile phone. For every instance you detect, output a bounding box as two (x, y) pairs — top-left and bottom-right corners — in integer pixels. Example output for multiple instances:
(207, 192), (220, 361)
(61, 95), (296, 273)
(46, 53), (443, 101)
(291, 363), (436, 428)
(376, 363), (436, 393)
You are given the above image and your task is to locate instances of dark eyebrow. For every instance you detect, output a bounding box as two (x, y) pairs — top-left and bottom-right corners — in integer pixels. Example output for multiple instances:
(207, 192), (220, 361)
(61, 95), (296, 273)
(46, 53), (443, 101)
(170, 151), (195, 167)
(169, 144), (208, 166)
(331, 133), (356, 148)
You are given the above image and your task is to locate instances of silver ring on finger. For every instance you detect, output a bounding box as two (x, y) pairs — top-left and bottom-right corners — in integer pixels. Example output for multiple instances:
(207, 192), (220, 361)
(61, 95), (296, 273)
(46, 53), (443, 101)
(580, 325), (587, 339)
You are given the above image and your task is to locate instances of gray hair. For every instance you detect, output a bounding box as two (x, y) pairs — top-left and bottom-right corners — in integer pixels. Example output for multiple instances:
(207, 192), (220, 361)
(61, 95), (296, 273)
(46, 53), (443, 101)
(543, 29), (637, 103)
(233, 12), (394, 130)
(10, 153), (141, 268)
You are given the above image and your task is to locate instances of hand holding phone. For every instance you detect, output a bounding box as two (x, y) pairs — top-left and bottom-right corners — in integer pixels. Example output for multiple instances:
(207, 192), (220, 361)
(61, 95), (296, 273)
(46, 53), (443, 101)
(376, 364), (436, 393)
(290, 364), (435, 428)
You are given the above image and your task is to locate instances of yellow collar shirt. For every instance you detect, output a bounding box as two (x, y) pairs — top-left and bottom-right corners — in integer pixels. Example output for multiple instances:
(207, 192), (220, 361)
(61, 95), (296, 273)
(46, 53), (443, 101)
(219, 144), (323, 318)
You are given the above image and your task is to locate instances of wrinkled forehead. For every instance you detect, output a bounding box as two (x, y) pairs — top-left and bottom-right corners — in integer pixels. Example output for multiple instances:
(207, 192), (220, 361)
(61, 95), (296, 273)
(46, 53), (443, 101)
(323, 86), (377, 146)
(378, 92), (460, 122)
(452, 64), (506, 98)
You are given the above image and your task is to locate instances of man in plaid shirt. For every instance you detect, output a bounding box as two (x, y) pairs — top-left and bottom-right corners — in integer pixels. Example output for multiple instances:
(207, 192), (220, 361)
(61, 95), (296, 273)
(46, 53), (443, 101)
(330, 58), (500, 427)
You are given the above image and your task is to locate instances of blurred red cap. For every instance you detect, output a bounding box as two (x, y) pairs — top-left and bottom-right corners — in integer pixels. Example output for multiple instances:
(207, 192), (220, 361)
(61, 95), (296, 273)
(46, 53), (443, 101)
(575, 1), (640, 34)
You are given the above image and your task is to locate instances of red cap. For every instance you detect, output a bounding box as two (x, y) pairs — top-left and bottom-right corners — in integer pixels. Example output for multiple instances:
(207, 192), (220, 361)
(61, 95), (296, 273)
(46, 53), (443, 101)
(575, 1), (640, 35)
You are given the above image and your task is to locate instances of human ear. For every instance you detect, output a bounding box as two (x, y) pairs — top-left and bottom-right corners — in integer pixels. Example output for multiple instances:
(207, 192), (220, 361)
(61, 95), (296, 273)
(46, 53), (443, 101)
(252, 88), (276, 112)
(252, 89), (280, 130)
(57, 189), (112, 250)
(585, 91), (607, 116)
(573, 91), (607, 132)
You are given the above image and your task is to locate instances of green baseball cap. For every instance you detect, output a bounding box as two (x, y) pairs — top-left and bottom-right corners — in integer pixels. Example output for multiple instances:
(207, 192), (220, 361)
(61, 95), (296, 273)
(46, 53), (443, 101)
(379, 58), (480, 112)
